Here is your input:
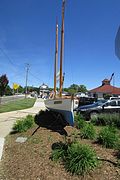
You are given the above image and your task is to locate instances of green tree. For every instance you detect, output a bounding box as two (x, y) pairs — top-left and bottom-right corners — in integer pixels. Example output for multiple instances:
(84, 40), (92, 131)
(33, 87), (39, 94)
(28, 86), (34, 93)
(0, 74), (9, 96)
(63, 88), (69, 92)
(5, 85), (12, 96)
(67, 84), (79, 94)
(68, 88), (77, 95)
(69, 84), (79, 91)
(18, 86), (24, 93)
(49, 87), (54, 91)
(78, 85), (87, 93)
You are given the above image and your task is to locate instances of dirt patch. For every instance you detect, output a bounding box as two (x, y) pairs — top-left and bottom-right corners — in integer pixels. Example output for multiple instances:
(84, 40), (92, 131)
(0, 123), (120, 180)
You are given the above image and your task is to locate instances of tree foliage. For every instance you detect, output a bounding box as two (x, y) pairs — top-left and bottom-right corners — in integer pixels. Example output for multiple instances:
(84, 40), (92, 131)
(0, 74), (9, 96)
(68, 88), (77, 95)
(5, 85), (12, 96)
(78, 85), (87, 93)
(27, 86), (39, 94)
(69, 84), (79, 90)
(66, 84), (87, 94)
(18, 86), (24, 93)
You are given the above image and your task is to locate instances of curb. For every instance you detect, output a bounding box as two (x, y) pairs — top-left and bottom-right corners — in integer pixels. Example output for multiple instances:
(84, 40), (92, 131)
(0, 138), (5, 161)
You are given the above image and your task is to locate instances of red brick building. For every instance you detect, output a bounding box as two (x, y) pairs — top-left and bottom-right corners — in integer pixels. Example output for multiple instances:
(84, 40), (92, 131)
(89, 79), (120, 99)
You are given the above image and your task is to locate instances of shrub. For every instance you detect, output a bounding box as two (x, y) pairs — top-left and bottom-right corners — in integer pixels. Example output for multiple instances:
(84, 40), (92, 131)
(13, 115), (34, 132)
(51, 142), (68, 162)
(97, 126), (119, 148)
(91, 113), (120, 128)
(65, 142), (98, 175)
(51, 141), (99, 175)
(23, 115), (34, 129)
(80, 123), (96, 140)
(74, 114), (83, 122)
(74, 114), (86, 129)
(111, 113), (120, 127)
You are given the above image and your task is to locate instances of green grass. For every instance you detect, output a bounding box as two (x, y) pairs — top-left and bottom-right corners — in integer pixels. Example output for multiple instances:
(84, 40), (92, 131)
(0, 98), (36, 113)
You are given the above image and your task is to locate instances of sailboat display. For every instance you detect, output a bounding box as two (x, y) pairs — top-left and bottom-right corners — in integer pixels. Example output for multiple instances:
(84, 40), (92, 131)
(44, 0), (74, 126)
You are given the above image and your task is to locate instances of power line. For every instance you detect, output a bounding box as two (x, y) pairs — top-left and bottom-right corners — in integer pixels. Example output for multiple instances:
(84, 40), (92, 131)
(0, 46), (46, 87)
(29, 71), (42, 82)
(0, 47), (24, 69)
(0, 47), (28, 86)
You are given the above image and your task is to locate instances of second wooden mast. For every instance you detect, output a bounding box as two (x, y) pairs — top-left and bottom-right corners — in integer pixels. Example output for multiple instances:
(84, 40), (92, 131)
(59, 0), (65, 97)
(54, 21), (58, 98)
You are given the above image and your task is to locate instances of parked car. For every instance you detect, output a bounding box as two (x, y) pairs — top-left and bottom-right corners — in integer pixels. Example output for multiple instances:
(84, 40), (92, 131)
(109, 97), (120, 100)
(74, 99), (120, 120)
(78, 97), (97, 107)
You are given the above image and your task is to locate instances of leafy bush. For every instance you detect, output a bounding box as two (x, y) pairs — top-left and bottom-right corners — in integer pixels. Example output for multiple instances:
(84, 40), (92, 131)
(74, 114), (86, 129)
(80, 123), (96, 140)
(65, 142), (98, 175)
(13, 115), (34, 132)
(97, 126), (119, 148)
(91, 113), (120, 128)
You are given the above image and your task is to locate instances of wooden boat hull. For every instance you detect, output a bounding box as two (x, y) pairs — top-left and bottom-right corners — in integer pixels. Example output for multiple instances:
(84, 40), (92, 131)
(44, 98), (74, 126)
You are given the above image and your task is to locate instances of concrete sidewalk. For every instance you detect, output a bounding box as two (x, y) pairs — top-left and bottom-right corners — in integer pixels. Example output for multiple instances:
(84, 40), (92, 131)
(0, 98), (45, 138)
(0, 98), (46, 160)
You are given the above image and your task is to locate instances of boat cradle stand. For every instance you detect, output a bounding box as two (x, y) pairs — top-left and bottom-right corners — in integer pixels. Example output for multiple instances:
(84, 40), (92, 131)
(50, 110), (68, 128)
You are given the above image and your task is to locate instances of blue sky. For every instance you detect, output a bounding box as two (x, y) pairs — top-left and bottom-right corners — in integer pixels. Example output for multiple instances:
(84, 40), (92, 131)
(0, 0), (120, 90)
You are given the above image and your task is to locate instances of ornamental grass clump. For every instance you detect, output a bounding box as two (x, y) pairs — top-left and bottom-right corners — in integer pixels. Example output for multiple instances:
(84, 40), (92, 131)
(91, 113), (120, 128)
(74, 114), (86, 129)
(65, 143), (98, 175)
(13, 115), (34, 133)
(51, 142), (68, 162)
(97, 126), (119, 149)
(80, 123), (96, 140)
(51, 141), (99, 175)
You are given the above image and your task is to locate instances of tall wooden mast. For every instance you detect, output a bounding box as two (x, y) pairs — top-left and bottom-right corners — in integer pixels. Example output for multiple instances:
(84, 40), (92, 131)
(59, 0), (65, 97)
(54, 21), (58, 98)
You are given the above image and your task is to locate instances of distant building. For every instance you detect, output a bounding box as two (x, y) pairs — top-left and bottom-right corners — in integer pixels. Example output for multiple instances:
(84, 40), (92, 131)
(89, 79), (120, 99)
(39, 83), (49, 98)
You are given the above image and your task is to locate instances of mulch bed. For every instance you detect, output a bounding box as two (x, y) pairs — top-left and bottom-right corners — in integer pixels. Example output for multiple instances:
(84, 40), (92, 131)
(0, 111), (120, 179)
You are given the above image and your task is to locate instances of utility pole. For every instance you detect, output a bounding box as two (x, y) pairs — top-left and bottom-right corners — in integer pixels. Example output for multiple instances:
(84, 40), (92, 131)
(25, 63), (30, 98)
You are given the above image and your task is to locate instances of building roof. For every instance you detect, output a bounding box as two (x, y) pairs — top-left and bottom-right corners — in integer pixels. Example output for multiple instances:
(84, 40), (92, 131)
(89, 79), (120, 95)
(39, 83), (48, 90)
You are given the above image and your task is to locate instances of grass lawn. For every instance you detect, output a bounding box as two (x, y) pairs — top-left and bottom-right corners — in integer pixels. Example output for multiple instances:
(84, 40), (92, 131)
(0, 98), (36, 113)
